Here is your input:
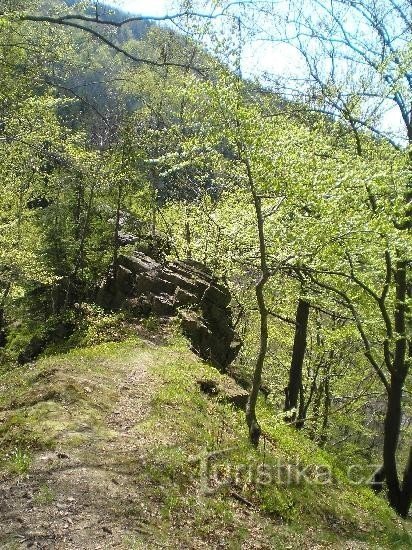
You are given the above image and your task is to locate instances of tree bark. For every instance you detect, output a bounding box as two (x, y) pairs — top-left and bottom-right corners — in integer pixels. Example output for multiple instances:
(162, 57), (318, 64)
(373, 260), (411, 517)
(399, 446), (412, 518)
(382, 373), (403, 511)
(284, 298), (310, 425)
(319, 364), (331, 446)
(0, 286), (9, 348)
(112, 180), (123, 278)
(377, 375), (412, 517)
(242, 156), (269, 447)
(246, 271), (269, 446)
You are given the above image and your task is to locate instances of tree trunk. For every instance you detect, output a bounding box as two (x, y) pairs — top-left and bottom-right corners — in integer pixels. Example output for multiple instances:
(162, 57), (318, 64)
(319, 360), (332, 446)
(0, 306), (6, 347)
(0, 283), (10, 348)
(112, 181), (123, 278)
(246, 272), (269, 446)
(184, 219), (192, 260)
(377, 375), (412, 517)
(66, 183), (95, 307)
(242, 156), (269, 447)
(284, 298), (310, 425)
(296, 383), (306, 429)
(399, 446), (412, 518)
(373, 260), (411, 517)
(382, 373), (403, 511)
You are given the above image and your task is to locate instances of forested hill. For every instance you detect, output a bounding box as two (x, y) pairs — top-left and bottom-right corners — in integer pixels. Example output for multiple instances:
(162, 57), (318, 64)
(62, 0), (151, 37)
(33, 0), (154, 137)
(0, 1), (411, 547)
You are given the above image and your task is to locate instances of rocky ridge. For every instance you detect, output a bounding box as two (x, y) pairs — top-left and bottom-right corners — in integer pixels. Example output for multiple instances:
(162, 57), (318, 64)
(98, 252), (242, 372)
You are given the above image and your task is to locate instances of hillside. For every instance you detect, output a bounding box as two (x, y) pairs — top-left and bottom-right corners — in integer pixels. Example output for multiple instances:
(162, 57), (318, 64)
(1, 0), (412, 539)
(0, 327), (410, 549)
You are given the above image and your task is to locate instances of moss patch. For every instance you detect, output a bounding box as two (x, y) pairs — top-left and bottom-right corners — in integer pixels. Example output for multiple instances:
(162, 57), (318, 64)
(0, 333), (410, 549)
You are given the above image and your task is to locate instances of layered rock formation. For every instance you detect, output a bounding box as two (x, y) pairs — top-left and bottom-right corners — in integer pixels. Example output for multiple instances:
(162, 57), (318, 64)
(97, 253), (242, 372)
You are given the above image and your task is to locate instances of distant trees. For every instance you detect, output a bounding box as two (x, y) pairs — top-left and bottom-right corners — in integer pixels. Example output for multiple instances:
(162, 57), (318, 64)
(271, 0), (412, 518)
(14, 0), (216, 73)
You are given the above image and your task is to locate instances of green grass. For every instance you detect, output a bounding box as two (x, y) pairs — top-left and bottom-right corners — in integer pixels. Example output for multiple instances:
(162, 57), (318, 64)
(34, 483), (56, 505)
(0, 338), (142, 457)
(143, 337), (411, 548)
(0, 331), (410, 548)
(3, 447), (32, 476)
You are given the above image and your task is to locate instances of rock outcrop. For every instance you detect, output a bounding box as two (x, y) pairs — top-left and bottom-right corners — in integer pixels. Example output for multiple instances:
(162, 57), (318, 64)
(97, 253), (242, 372)
(197, 377), (249, 409)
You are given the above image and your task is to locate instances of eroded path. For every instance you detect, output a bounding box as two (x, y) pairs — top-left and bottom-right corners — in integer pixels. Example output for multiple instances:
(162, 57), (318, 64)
(0, 344), (162, 549)
(0, 337), (409, 550)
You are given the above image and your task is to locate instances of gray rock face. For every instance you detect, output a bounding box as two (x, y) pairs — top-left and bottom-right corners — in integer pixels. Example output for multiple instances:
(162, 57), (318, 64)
(97, 253), (242, 372)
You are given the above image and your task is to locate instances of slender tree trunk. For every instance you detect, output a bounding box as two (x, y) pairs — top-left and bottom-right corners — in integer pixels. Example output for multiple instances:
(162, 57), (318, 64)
(65, 183), (96, 309)
(74, 181), (84, 240)
(284, 298), (310, 425)
(0, 283), (10, 348)
(184, 218), (192, 260)
(374, 259), (411, 517)
(319, 363), (331, 447)
(246, 270), (269, 446)
(112, 180), (123, 278)
(296, 384), (306, 429)
(147, 168), (157, 238)
(242, 156), (269, 447)
(311, 381), (322, 438)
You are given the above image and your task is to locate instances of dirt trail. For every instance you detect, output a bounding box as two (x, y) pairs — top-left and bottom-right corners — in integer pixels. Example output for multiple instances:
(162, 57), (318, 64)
(0, 350), (160, 550)
(1, 341), (407, 550)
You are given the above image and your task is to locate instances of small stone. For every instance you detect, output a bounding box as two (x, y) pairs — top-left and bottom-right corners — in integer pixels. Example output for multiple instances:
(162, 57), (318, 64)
(57, 452), (69, 459)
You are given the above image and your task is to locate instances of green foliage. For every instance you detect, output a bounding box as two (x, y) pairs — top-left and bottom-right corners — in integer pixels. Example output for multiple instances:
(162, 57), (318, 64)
(73, 304), (133, 348)
(154, 67), (411, 467)
(3, 446), (32, 476)
(0, 0), (411, 530)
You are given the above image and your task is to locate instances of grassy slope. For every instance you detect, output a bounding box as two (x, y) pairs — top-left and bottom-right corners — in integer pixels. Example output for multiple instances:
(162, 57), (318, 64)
(0, 332), (410, 549)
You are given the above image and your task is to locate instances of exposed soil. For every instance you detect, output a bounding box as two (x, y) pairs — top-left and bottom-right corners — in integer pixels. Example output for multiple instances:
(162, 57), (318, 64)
(0, 351), (159, 549)
(0, 339), (408, 550)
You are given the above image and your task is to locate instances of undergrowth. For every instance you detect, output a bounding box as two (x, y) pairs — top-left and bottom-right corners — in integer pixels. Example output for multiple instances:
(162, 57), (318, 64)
(0, 332), (410, 548)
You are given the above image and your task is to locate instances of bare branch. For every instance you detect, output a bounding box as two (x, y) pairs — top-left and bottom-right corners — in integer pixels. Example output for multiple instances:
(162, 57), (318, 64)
(18, 14), (208, 74)
(302, 268), (390, 391)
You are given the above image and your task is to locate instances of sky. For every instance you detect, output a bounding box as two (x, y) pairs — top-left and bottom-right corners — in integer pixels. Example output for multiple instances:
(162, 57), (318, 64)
(106, 0), (178, 16)
(105, 1), (404, 140)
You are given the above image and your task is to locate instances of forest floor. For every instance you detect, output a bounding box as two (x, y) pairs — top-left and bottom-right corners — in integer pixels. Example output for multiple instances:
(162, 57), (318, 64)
(0, 330), (410, 549)
(0, 342), (157, 549)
